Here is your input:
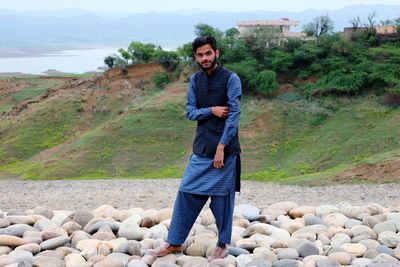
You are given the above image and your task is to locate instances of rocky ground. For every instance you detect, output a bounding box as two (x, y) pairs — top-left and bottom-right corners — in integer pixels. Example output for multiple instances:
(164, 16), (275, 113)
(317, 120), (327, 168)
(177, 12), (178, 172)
(1, 179), (400, 211)
(0, 179), (400, 267)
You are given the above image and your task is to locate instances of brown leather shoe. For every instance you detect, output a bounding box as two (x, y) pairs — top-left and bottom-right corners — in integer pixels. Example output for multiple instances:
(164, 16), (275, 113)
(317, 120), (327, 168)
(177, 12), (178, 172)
(146, 243), (183, 257)
(207, 246), (229, 262)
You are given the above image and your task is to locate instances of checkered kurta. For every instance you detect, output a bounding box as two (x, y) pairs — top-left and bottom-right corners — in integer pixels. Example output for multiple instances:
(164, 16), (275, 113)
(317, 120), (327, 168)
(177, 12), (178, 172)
(178, 153), (237, 196)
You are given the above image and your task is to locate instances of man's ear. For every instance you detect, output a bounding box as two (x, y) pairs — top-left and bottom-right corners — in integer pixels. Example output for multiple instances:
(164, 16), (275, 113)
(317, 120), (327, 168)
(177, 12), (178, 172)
(216, 49), (220, 58)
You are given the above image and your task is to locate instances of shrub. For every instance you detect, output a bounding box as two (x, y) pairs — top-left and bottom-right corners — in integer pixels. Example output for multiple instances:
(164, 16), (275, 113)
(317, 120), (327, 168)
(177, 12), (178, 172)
(224, 59), (258, 93)
(270, 50), (294, 73)
(311, 70), (368, 95)
(104, 56), (115, 68)
(153, 72), (170, 88)
(251, 70), (279, 96)
(158, 55), (179, 71)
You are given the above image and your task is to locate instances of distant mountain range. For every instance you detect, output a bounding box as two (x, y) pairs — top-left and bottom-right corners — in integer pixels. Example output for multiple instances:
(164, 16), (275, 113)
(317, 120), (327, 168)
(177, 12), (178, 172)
(0, 5), (399, 50)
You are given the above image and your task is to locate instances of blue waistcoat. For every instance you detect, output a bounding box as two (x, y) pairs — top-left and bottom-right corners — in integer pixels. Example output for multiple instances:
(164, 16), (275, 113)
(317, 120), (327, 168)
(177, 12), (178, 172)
(192, 65), (241, 157)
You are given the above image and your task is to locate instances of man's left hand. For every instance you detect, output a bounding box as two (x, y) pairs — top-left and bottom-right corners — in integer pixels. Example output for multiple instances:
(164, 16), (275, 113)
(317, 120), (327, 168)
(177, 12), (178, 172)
(214, 144), (225, 169)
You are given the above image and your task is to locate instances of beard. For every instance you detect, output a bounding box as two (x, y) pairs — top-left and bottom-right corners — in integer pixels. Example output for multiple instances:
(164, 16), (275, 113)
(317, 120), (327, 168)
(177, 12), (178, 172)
(198, 56), (218, 71)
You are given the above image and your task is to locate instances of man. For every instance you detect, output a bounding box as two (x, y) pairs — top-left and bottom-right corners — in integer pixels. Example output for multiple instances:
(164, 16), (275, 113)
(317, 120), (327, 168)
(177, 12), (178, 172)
(148, 36), (242, 262)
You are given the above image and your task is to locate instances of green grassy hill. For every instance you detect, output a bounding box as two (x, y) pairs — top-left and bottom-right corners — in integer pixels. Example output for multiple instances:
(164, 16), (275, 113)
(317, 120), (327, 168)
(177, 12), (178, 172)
(0, 65), (399, 185)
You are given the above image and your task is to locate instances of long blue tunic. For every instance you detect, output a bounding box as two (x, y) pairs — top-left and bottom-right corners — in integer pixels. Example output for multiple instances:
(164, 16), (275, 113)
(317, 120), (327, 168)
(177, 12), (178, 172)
(178, 69), (242, 196)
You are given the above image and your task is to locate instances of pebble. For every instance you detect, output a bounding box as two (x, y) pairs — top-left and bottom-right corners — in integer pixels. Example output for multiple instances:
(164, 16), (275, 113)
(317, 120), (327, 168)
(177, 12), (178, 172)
(228, 246), (250, 256)
(277, 248), (298, 260)
(373, 221), (397, 234)
(0, 202), (397, 267)
(304, 214), (325, 226)
(341, 243), (367, 257)
(271, 259), (300, 267)
(73, 211), (94, 228)
(328, 251), (352, 265)
(234, 204), (260, 221)
(0, 235), (26, 247)
(128, 259), (148, 267)
(289, 206), (316, 219)
(14, 243), (41, 254)
(40, 236), (70, 251)
(352, 257), (373, 266)
(245, 259), (272, 267)
(33, 207), (54, 220)
(93, 258), (124, 267)
(33, 255), (66, 267)
(0, 218), (10, 228)
(182, 256), (208, 267)
(376, 244), (395, 256)
(298, 242), (319, 257)
(0, 224), (34, 237)
(315, 258), (341, 267)
(5, 216), (35, 226)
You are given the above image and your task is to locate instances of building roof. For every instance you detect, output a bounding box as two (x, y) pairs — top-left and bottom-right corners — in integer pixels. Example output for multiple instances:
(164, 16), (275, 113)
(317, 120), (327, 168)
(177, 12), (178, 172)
(237, 18), (300, 27)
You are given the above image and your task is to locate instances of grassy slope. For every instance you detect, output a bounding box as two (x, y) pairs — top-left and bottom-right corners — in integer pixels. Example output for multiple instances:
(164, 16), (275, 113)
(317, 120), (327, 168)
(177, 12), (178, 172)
(241, 96), (400, 184)
(0, 75), (399, 184)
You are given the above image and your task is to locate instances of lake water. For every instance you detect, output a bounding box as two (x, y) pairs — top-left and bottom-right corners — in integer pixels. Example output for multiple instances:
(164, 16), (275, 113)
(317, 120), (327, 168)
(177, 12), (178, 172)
(0, 47), (120, 75)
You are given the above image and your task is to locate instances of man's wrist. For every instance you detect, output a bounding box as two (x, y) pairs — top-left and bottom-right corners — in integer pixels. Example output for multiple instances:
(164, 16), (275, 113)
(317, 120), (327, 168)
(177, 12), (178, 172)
(217, 143), (225, 150)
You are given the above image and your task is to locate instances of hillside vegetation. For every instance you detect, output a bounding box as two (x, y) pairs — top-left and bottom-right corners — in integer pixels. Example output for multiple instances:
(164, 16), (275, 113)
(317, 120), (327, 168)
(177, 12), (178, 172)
(0, 64), (399, 184)
(1, 18), (400, 184)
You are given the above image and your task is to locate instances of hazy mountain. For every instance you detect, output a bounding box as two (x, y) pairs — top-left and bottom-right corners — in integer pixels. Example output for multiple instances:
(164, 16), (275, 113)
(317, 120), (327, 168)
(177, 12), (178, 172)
(0, 5), (399, 50)
(0, 8), (130, 19)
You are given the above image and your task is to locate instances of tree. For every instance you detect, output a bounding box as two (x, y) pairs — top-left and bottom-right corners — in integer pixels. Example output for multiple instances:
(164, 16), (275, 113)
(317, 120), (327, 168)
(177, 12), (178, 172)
(118, 48), (131, 64)
(224, 59), (258, 92)
(104, 56), (115, 68)
(380, 19), (394, 25)
(127, 42), (158, 63)
(224, 28), (241, 50)
(225, 28), (240, 39)
(177, 42), (194, 61)
(349, 16), (361, 30)
(270, 50), (294, 73)
(354, 12), (379, 47)
(303, 15), (334, 39)
(365, 11), (377, 29)
(153, 50), (180, 71)
(241, 27), (281, 64)
(194, 23), (217, 37)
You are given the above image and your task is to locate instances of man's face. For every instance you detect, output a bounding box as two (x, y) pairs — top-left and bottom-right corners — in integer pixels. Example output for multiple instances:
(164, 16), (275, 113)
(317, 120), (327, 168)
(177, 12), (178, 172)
(195, 44), (219, 71)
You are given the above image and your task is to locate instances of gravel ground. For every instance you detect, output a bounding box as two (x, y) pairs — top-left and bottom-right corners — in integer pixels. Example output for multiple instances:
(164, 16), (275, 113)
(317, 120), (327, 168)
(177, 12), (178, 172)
(0, 179), (399, 211)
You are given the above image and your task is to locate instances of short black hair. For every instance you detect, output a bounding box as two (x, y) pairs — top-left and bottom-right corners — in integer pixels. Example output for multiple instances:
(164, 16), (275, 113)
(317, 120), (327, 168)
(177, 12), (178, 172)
(192, 36), (217, 54)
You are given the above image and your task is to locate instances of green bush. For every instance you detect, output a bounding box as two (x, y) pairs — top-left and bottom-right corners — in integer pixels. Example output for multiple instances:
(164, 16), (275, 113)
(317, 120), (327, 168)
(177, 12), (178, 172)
(270, 50), (294, 73)
(251, 70), (279, 96)
(104, 56), (115, 68)
(158, 55), (179, 71)
(311, 70), (368, 95)
(224, 59), (259, 93)
(153, 72), (170, 88)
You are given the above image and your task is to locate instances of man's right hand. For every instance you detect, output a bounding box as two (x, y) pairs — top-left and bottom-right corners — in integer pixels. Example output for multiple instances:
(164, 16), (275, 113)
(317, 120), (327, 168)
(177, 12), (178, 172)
(211, 106), (229, 118)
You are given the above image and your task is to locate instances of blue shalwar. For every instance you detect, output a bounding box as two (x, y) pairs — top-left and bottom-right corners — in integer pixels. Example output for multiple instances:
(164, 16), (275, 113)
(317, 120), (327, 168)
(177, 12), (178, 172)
(167, 154), (237, 245)
(166, 69), (242, 246)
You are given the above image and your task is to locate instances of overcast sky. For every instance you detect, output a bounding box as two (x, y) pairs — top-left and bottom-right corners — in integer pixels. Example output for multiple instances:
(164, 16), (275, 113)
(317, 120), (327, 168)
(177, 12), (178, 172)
(1, 0), (399, 12)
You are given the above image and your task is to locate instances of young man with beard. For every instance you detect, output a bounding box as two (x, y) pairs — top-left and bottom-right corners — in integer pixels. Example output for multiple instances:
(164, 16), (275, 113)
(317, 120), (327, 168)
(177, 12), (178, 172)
(148, 36), (242, 262)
